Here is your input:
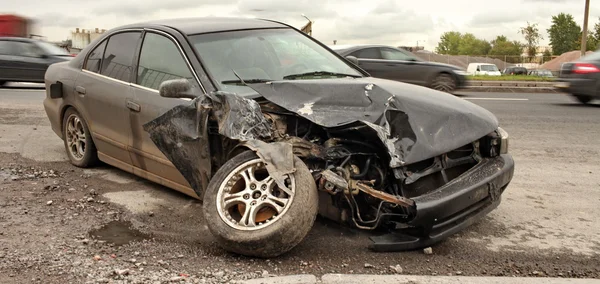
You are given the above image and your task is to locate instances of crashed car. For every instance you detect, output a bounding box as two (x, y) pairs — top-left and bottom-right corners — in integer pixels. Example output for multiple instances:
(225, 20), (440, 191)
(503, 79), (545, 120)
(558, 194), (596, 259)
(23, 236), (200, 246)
(43, 18), (514, 258)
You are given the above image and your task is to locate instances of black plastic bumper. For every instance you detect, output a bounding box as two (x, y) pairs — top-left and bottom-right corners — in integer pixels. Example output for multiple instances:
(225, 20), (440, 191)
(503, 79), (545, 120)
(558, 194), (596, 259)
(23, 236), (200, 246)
(369, 154), (514, 252)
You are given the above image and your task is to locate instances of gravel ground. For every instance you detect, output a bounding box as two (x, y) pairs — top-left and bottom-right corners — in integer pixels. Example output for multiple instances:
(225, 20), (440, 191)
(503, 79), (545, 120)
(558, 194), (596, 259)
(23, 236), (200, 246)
(0, 89), (599, 283)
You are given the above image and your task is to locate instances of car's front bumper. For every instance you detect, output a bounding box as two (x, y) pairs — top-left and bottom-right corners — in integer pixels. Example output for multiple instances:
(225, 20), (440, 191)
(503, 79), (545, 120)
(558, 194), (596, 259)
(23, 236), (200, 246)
(555, 78), (598, 98)
(369, 154), (514, 251)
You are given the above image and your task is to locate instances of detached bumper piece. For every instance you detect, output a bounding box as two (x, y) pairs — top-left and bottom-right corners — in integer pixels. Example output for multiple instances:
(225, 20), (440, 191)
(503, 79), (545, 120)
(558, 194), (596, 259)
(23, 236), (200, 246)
(369, 154), (514, 252)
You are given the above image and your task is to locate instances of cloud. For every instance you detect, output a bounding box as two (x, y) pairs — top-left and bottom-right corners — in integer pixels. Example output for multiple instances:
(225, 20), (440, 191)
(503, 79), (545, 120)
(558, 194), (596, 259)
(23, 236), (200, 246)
(35, 12), (86, 28)
(237, 0), (336, 18)
(93, 0), (234, 17)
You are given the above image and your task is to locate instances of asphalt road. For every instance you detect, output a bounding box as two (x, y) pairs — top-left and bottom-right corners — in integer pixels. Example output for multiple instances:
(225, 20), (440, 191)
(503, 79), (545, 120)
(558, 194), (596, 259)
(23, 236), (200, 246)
(1, 87), (599, 282)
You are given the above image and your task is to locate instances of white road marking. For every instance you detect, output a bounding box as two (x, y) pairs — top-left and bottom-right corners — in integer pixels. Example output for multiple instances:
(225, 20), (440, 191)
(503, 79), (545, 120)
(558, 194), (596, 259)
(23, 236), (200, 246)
(464, 97), (529, 101)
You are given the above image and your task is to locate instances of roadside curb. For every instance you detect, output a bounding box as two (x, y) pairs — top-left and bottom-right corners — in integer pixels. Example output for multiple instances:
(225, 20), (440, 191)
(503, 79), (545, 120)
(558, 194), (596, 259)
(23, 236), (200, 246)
(242, 274), (600, 284)
(461, 86), (560, 93)
(462, 80), (560, 93)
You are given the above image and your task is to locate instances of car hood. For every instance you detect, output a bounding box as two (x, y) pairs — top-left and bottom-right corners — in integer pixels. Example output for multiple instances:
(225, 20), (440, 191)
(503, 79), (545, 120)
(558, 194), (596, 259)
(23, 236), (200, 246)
(249, 77), (499, 167)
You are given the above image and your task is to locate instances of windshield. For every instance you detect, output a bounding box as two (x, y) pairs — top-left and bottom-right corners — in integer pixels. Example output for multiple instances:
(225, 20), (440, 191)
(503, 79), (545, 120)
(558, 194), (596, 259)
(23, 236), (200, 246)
(480, 65), (499, 72)
(35, 41), (70, 56)
(189, 29), (362, 94)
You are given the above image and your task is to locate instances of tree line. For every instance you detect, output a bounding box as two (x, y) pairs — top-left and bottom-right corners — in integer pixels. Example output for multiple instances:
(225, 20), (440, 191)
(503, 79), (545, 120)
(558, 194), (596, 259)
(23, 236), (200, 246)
(435, 13), (600, 57)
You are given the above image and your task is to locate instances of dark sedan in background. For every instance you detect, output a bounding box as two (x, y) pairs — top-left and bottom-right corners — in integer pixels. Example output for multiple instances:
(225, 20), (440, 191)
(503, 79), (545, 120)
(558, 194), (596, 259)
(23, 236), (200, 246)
(0, 37), (72, 86)
(330, 44), (468, 93)
(556, 50), (600, 104)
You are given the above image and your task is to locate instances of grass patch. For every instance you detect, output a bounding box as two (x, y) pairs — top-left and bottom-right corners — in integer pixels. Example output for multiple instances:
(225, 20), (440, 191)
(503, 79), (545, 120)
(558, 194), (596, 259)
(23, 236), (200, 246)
(467, 75), (555, 81)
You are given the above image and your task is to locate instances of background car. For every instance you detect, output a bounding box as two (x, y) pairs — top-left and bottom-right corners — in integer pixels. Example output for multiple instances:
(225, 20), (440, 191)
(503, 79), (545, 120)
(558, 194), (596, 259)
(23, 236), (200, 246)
(528, 69), (554, 77)
(466, 63), (502, 76)
(502, 66), (528, 75)
(330, 44), (467, 93)
(555, 50), (600, 104)
(0, 37), (72, 86)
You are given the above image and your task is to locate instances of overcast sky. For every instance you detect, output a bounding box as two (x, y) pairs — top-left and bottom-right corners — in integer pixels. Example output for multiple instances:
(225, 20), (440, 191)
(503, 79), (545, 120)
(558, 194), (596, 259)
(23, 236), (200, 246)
(3, 0), (598, 50)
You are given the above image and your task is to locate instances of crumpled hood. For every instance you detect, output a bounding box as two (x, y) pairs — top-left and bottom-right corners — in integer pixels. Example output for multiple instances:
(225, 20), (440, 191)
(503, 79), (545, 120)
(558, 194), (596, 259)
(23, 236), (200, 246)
(249, 77), (498, 167)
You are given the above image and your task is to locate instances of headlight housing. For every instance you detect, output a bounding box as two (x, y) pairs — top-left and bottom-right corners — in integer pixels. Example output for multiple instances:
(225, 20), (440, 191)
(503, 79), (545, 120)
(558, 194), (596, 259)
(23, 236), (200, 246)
(452, 69), (468, 76)
(497, 127), (509, 154)
(481, 127), (509, 157)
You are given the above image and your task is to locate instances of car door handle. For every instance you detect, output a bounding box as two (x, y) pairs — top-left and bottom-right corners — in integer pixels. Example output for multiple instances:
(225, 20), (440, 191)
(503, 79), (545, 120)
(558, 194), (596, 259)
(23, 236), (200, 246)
(75, 86), (86, 94)
(126, 101), (141, 112)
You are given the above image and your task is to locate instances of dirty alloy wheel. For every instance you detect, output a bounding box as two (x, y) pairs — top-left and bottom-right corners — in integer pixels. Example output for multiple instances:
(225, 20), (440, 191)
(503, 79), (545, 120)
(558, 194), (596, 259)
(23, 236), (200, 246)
(431, 73), (456, 93)
(62, 108), (98, 167)
(203, 150), (318, 258)
(574, 95), (592, 104)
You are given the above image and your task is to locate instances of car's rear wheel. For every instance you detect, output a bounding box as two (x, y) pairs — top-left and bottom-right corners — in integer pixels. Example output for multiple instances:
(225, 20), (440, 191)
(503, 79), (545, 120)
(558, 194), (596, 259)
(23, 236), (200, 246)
(62, 108), (98, 167)
(574, 95), (592, 104)
(203, 150), (318, 258)
(431, 73), (456, 93)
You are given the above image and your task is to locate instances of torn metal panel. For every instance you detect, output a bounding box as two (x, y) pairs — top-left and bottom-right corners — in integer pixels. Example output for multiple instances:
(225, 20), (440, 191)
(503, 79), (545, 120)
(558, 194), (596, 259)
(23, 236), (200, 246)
(143, 91), (274, 197)
(210, 91), (272, 141)
(143, 96), (212, 196)
(243, 140), (295, 190)
(248, 77), (498, 167)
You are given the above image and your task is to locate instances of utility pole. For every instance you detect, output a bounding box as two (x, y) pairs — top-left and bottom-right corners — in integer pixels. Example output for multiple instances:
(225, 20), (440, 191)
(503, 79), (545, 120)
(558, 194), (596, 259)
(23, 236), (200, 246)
(581, 0), (590, 56)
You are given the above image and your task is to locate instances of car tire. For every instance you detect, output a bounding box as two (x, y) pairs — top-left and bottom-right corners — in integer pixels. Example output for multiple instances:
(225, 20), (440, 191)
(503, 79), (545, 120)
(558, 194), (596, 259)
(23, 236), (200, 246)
(574, 95), (592, 104)
(203, 150), (318, 258)
(62, 108), (99, 167)
(431, 73), (456, 93)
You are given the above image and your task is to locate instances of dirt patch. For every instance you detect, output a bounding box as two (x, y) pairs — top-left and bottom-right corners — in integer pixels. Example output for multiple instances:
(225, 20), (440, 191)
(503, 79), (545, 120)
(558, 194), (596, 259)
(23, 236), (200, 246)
(89, 220), (150, 246)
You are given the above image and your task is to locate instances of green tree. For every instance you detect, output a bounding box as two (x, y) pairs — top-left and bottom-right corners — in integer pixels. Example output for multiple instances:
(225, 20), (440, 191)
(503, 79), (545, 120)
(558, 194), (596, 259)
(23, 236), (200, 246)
(436, 31), (462, 55)
(489, 35), (522, 56)
(542, 49), (552, 63)
(547, 13), (581, 55)
(458, 33), (491, 55)
(575, 31), (598, 51)
(519, 22), (543, 57)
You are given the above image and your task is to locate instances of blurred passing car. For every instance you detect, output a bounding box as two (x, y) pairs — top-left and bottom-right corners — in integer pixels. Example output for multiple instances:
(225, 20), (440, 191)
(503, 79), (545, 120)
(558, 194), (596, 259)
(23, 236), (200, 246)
(528, 69), (554, 77)
(556, 50), (600, 104)
(330, 44), (467, 93)
(502, 66), (527, 75)
(0, 37), (72, 86)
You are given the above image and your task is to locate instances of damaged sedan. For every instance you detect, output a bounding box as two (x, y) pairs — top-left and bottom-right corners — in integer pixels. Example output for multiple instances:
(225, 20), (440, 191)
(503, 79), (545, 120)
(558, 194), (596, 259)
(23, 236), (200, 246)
(43, 18), (514, 257)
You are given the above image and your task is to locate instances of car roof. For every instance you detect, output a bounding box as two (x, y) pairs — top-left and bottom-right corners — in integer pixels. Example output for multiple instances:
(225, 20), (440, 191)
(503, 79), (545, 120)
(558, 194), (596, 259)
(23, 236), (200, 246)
(121, 17), (289, 35)
(0, 37), (37, 42)
(328, 44), (396, 50)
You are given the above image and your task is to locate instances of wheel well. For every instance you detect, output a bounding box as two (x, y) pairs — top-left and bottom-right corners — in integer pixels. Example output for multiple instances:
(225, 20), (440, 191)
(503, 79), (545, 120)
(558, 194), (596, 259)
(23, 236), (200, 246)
(430, 71), (455, 86)
(59, 105), (75, 133)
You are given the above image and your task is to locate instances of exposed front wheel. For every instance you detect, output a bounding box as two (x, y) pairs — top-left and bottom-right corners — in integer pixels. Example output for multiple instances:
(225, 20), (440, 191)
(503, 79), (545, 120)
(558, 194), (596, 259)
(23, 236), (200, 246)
(431, 73), (456, 93)
(203, 151), (318, 258)
(62, 108), (99, 167)
(574, 95), (592, 104)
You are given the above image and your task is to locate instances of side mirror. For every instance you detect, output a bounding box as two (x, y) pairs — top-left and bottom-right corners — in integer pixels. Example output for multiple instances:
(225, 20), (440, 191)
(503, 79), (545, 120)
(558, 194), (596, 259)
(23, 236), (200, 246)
(158, 79), (196, 99)
(345, 55), (359, 65)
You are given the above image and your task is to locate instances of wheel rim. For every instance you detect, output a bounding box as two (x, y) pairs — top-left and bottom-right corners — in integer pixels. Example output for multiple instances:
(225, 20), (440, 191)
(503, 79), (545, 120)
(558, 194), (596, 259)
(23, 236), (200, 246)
(216, 159), (295, 231)
(65, 114), (86, 160)
(432, 75), (455, 92)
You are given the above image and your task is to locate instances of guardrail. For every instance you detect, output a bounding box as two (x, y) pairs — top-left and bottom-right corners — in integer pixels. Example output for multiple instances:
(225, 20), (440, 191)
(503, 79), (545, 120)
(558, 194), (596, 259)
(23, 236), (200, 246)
(463, 81), (559, 92)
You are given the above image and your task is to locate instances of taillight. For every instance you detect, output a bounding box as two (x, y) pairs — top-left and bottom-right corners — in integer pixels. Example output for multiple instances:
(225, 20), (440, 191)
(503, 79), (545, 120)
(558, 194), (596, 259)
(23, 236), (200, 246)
(573, 63), (600, 74)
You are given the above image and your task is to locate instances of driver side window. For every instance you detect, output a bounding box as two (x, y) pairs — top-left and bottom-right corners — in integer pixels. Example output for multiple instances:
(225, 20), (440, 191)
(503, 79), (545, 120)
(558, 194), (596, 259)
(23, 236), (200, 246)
(350, 48), (382, 59)
(380, 48), (413, 61)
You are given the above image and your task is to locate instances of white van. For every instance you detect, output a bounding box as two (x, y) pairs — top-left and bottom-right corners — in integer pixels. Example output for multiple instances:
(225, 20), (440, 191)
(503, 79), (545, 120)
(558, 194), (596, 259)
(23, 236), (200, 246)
(467, 63), (502, 76)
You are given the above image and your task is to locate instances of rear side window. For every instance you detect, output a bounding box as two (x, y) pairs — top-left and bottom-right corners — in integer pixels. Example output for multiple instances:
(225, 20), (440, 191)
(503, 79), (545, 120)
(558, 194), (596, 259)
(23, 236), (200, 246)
(0, 41), (15, 55)
(136, 32), (197, 90)
(84, 40), (107, 73)
(351, 48), (382, 59)
(100, 32), (141, 82)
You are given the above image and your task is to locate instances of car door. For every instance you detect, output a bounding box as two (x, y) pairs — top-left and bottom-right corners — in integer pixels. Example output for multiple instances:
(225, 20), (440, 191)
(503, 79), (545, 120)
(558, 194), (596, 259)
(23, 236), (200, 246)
(0, 40), (47, 82)
(379, 47), (429, 85)
(129, 30), (202, 195)
(349, 47), (391, 79)
(74, 31), (141, 168)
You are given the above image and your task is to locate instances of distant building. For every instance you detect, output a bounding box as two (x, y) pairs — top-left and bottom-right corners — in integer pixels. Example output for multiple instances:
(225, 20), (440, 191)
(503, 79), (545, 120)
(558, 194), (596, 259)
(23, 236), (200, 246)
(71, 28), (106, 50)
